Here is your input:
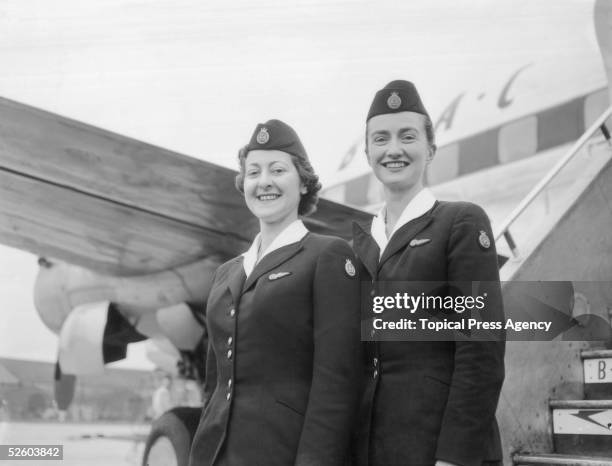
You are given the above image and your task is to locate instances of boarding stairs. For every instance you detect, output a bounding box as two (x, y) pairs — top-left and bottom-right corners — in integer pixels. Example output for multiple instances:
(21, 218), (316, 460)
(493, 107), (612, 465)
(513, 350), (612, 465)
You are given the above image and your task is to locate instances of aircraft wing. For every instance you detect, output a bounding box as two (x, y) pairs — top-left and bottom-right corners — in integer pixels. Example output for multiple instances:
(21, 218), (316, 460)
(0, 96), (370, 276)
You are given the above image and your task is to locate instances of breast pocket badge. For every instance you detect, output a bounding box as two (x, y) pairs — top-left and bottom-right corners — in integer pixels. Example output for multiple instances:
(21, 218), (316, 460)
(268, 271), (292, 281)
(409, 238), (431, 247)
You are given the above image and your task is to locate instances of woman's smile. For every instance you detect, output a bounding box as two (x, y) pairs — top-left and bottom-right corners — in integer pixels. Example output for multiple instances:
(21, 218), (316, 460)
(244, 149), (302, 228)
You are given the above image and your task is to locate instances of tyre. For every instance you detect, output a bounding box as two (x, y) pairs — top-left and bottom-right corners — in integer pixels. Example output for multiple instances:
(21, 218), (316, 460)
(142, 407), (201, 466)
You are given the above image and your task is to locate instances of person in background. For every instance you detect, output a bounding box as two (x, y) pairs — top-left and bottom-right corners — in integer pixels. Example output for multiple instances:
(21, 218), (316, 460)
(0, 398), (8, 421)
(151, 374), (173, 419)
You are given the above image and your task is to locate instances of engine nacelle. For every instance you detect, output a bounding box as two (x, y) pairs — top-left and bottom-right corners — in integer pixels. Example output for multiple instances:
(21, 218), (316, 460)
(58, 301), (146, 374)
(33, 256), (220, 334)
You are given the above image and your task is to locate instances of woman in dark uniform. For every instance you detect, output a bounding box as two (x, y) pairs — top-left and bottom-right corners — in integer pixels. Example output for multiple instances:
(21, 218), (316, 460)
(352, 81), (506, 466)
(188, 119), (360, 466)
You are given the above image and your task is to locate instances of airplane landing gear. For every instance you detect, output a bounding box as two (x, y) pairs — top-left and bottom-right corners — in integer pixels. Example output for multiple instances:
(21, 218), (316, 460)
(142, 407), (200, 466)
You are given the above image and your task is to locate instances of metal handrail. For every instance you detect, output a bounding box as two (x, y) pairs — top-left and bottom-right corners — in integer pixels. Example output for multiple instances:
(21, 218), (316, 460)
(494, 105), (612, 257)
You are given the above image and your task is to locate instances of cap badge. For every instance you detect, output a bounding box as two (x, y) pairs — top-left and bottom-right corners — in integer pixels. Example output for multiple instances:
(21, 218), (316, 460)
(256, 127), (270, 144)
(387, 92), (402, 110)
(345, 258), (356, 277)
(478, 230), (491, 249)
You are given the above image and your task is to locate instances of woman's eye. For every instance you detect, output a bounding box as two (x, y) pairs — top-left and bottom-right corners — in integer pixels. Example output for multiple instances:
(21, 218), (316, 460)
(272, 167), (285, 174)
(246, 170), (259, 177)
(373, 136), (387, 144)
(401, 134), (416, 142)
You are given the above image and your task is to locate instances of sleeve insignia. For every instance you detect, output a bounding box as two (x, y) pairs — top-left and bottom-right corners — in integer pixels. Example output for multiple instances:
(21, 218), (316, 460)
(344, 258), (356, 277)
(478, 230), (491, 250)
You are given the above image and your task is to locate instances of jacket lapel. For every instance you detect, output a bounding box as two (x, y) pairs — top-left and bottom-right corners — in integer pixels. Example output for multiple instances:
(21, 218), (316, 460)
(242, 241), (304, 293)
(352, 221), (379, 279)
(379, 214), (434, 268)
(226, 258), (247, 305)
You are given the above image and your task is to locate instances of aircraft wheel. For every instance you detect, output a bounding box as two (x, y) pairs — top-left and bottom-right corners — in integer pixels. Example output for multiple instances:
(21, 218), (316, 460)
(142, 407), (201, 466)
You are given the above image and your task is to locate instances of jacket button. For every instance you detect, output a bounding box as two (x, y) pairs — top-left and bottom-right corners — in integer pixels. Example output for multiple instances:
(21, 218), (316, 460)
(226, 392), (231, 401)
(227, 349), (233, 360)
(370, 289), (376, 297)
(229, 308), (236, 318)
(373, 357), (378, 368)
(227, 378), (232, 388)
(227, 336), (233, 346)
(373, 370), (378, 379)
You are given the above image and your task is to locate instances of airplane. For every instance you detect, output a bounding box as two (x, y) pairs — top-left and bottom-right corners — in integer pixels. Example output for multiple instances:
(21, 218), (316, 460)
(1, 0), (611, 465)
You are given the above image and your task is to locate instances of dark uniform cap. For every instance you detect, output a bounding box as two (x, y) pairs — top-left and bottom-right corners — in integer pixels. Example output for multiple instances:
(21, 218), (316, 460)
(366, 80), (429, 121)
(246, 119), (309, 161)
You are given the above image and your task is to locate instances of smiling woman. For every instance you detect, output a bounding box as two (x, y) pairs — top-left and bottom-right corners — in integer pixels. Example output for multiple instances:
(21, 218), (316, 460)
(235, 124), (321, 217)
(353, 80), (505, 466)
(366, 111), (434, 201)
(242, 149), (304, 238)
(188, 119), (361, 466)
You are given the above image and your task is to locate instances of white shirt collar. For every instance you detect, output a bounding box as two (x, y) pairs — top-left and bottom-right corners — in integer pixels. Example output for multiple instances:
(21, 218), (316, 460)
(370, 188), (436, 257)
(242, 220), (308, 276)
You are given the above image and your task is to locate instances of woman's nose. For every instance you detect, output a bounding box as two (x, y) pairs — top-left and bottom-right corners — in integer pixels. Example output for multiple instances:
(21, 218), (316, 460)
(385, 138), (403, 157)
(258, 170), (273, 188)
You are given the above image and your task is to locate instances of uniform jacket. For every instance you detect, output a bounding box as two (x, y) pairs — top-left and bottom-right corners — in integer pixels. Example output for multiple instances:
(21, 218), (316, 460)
(189, 232), (361, 466)
(353, 200), (505, 466)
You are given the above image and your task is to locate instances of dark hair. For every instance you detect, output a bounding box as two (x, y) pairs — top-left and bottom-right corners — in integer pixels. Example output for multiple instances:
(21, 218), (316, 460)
(365, 113), (436, 151)
(235, 146), (322, 216)
(423, 114), (436, 149)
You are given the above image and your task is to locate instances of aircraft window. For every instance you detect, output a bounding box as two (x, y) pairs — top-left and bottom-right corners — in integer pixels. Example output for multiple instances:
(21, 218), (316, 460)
(537, 97), (582, 152)
(426, 143), (459, 185)
(458, 128), (498, 175)
(584, 89), (610, 129)
(336, 172), (396, 208)
(498, 116), (537, 164)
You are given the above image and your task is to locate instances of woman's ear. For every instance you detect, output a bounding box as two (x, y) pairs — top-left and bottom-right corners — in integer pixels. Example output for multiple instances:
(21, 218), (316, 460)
(426, 144), (437, 164)
(300, 183), (308, 195)
(365, 147), (373, 167)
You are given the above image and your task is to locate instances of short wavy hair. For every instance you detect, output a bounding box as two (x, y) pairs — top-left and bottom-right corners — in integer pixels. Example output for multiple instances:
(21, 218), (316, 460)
(235, 145), (322, 216)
